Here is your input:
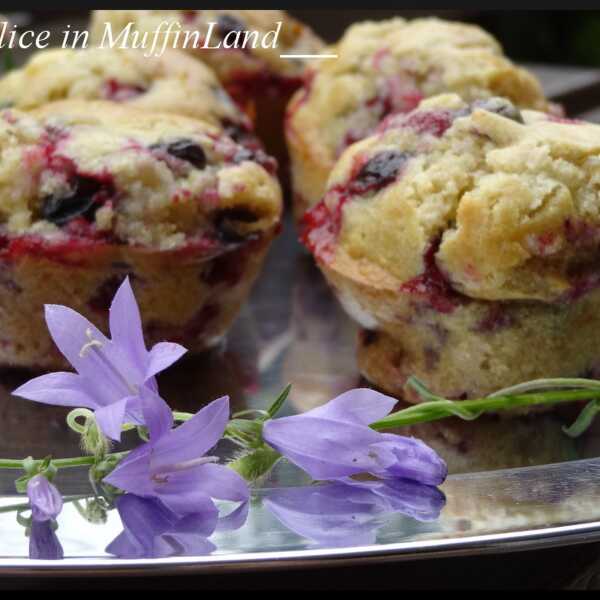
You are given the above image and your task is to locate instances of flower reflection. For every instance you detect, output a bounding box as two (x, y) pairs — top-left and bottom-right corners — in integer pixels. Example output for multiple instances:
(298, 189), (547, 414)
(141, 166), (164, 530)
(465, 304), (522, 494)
(264, 479), (445, 547)
(106, 494), (217, 558)
(29, 521), (63, 560)
(106, 493), (250, 559)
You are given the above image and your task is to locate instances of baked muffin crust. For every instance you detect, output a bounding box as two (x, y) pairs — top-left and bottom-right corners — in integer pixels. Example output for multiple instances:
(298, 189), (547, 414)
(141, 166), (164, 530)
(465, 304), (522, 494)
(302, 94), (600, 401)
(286, 17), (550, 218)
(0, 101), (280, 251)
(305, 94), (600, 304)
(0, 47), (256, 144)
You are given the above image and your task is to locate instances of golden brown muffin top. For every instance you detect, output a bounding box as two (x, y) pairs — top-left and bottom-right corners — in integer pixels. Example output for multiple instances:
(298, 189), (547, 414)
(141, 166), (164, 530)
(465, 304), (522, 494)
(304, 93), (600, 304)
(0, 101), (281, 251)
(287, 17), (550, 186)
(0, 47), (252, 134)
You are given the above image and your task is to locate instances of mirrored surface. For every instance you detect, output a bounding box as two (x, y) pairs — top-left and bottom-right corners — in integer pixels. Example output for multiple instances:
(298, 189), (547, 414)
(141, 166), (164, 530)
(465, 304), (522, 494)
(1, 223), (600, 571)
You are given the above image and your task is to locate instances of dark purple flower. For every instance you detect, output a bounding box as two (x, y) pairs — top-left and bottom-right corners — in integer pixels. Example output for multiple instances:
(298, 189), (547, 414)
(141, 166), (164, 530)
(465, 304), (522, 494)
(13, 278), (187, 441)
(106, 494), (217, 559)
(29, 521), (64, 560)
(262, 389), (447, 485)
(264, 478), (445, 547)
(103, 395), (249, 516)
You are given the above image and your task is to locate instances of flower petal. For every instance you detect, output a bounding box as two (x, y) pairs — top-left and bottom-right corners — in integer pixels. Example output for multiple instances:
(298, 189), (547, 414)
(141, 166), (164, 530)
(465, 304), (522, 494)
(94, 397), (131, 441)
(44, 304), (109, 376)
(105, 531), (139, 559)
(371, 479), (446, 522)
(174, 508), (220, 538)
(107, 495), (174, 558)
(264, 485), (382, 547)
(103, 445), (153, 496)
(140, 386), (173, 441)
(177, 463), (249, 503)
(152, 534), (216, 558)
(145, 342), (188, 382)
(109, 277), (148, 381)
(216, 501), (249, 532)
(263, 415), (384, 480)
(370, 434), (448, 486)
(158, 486), (218, 518)
(13, 372), (97, 409)
(29, 520), (64, 560)
(27, 475), (63, 522)
(308, 388), (397, 426)
(150, 396), (229, 473)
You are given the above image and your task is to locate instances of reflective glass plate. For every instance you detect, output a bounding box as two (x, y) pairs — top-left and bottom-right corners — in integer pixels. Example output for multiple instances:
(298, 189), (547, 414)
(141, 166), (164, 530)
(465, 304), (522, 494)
(3, 222), (600, 575)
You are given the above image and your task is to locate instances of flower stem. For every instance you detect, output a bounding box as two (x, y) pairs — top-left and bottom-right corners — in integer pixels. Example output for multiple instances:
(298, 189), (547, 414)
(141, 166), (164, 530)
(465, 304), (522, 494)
(0, 494), (90, 514)
(370, 380), (600, 431)
(0, 451), (129, 471)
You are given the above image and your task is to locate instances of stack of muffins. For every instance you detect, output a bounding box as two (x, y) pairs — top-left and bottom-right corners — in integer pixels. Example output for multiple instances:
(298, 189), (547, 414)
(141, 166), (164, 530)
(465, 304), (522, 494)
(287, 17), (600, 403)
(3, 11), (600, 411)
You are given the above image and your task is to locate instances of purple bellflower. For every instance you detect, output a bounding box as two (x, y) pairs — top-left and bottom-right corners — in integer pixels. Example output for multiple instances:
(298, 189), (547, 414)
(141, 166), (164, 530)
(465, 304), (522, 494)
(104, 394), (249, 517)
(27, 475), (63, 522)
(13, 277), (187, 441)
(262, 388), (447, 485)
(27, 475), (64, 560)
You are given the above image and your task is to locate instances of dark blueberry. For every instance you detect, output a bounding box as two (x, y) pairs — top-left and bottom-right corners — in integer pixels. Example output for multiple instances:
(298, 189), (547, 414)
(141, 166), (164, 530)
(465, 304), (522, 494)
(41, 176), (115, 226)
(213, 207), (259, 244)
(217, 14), (245, 37)
(152, 139), (206, 169)
(352, 151), (412, 194)
(360, 329), (379, 347)
(472, 98), (524, 123)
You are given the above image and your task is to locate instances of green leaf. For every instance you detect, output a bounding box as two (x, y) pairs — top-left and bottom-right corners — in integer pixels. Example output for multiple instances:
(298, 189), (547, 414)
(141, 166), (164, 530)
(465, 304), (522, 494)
(263, 384), (291, 420)
(14, 474), (29, 494)
(225, 419), (264, 449)
(563, 399), (600, 438)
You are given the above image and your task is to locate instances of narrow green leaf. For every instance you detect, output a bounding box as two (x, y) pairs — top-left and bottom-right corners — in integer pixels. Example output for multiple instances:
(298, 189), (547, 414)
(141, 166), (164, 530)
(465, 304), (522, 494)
(264, 384), (292, 420)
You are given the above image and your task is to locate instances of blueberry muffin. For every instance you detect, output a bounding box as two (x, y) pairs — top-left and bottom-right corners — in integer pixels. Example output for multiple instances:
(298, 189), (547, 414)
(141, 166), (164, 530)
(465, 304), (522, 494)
(89, 10), (324, 160)
(302, 93), (600, 402)
(286, 17), (551, 220)
(0, 101), (282, 369)
(0, 47), (259, 150)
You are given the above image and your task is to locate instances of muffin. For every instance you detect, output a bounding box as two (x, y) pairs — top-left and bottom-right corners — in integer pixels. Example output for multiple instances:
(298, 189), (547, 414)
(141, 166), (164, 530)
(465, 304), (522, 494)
(286, 17), (552, 220)
(0, 47), (260, 151)
(89, 10), (324, 160)
(0, 101), (282, 369)
(301, 93), (600, 402)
